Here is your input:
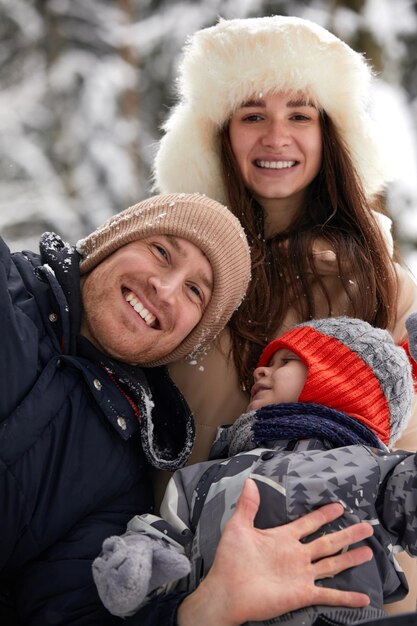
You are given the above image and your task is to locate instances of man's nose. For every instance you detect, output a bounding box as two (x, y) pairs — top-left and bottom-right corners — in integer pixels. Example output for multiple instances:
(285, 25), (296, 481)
(149, 273), (181, 302)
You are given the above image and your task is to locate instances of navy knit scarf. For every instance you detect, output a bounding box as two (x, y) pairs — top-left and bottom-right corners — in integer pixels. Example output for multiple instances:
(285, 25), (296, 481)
(252, 402), (384, 450)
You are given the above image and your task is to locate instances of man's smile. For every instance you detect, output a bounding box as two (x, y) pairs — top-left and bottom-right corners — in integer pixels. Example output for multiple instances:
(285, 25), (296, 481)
(123, 289), (159, 329)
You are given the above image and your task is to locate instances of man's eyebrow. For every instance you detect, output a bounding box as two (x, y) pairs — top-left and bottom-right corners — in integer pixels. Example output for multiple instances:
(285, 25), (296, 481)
(165, 235), (213, 292)
(165, 234), (181, 252)
(194, 268), (213, 294)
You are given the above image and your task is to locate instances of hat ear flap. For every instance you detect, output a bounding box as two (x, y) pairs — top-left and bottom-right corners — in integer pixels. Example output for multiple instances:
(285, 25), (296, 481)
(153, 105), (226, 204)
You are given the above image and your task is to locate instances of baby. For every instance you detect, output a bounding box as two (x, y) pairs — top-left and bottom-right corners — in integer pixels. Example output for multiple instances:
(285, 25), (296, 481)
(93, 316), (417, 626)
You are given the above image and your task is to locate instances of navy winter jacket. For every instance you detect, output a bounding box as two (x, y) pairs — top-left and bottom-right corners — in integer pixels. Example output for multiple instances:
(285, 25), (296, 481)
(0, 234), (193, 625)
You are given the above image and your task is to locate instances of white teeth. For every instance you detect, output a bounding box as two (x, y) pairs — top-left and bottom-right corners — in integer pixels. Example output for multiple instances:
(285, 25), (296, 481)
(124, 291), (156, 327)
(257, 160), (296, 169)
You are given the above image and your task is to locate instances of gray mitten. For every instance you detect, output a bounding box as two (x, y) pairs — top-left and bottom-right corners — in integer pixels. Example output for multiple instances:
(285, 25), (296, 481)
(406, 312), (417, 362)
(92, 532), (191, 617)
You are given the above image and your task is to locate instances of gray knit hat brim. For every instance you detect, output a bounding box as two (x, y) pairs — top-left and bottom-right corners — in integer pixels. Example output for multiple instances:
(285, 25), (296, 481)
(76, 193), (251, 366)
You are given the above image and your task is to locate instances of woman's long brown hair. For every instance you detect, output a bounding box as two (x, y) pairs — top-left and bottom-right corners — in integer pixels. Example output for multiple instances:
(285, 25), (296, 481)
(221, 112), (398, 390)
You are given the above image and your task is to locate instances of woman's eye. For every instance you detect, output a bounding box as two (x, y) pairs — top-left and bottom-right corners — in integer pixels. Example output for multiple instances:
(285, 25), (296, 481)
(242, 113), (263, 123)
(291, 113), (309, 121)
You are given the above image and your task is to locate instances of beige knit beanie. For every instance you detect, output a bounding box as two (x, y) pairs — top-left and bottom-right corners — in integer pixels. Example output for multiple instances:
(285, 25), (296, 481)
(76, 193), (251, 366)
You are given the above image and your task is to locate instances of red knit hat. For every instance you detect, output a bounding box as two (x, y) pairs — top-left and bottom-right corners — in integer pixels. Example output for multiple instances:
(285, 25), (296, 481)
(257, 317), (413, 445)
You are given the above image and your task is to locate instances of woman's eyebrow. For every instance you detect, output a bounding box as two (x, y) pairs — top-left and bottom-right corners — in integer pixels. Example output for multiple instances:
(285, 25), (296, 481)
(239, 98), (265, 108)
(238, 97), (315, 109)
(286, 98), (314, 108)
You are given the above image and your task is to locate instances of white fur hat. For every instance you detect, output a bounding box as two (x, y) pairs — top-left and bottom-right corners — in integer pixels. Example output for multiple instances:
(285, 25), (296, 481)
(153, 15), (390, 203)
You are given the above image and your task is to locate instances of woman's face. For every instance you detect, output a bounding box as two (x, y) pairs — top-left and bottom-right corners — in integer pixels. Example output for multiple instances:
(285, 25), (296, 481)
(228, 92), (322, 232)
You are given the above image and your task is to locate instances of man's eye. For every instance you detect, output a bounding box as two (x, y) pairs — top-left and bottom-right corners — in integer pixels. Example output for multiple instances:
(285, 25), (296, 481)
(154, 244), (168, 259)
(189, 284), (203, 301)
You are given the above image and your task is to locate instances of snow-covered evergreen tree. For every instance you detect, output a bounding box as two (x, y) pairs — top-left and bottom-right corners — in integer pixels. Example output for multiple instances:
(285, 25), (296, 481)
(0, 0), (416, 267)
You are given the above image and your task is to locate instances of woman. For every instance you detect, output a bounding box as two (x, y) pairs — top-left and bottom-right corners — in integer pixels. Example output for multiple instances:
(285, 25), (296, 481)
(152, 15), (417, 614)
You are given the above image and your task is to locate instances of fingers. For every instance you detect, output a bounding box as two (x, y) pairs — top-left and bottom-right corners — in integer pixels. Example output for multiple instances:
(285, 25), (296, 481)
(314, 545), (373, 580)
(288, 502), (345, 539)
(233, 478), (260, 527)
(312, 585), (370, 609)
(309, 520), (373, 562)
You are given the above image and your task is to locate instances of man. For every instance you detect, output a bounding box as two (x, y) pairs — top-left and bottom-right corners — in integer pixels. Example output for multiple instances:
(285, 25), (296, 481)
(0, 193), (250, 624)
(0, 192), (375, 626)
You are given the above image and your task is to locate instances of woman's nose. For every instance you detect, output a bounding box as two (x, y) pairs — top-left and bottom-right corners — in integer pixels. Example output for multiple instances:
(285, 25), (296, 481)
(261, 120), (291, 148)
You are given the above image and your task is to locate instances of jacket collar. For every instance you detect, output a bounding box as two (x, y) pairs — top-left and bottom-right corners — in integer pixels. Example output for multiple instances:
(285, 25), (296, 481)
(38, 232), (82, 354)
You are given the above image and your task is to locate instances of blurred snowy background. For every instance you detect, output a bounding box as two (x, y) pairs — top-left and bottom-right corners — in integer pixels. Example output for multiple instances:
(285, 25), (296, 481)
(1, 0), (417, 273)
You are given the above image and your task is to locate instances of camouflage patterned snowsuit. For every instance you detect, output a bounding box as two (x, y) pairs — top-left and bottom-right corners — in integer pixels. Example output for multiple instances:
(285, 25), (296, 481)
(130, 433), (417, 625)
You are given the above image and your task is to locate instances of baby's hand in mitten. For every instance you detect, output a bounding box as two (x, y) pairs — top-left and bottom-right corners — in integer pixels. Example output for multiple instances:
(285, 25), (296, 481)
(92, 533), (154, 616)
(406, 313), (417, 362)
(149, 539), (191, 590)
(92, 532), (191, 617)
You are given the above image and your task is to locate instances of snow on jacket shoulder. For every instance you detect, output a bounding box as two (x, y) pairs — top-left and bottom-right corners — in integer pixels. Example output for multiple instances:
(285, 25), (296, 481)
(0, 235), (192, 625)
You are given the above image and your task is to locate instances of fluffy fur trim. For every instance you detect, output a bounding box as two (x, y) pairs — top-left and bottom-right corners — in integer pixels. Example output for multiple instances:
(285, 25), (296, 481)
(154, 15), (391, 202)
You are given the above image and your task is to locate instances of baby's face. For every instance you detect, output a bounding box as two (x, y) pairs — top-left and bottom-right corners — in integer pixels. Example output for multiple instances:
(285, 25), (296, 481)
(247, 349), (308, 411)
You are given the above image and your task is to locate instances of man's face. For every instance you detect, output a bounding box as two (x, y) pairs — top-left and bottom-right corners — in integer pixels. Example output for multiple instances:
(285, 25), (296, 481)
(80, 235), (213, 364)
